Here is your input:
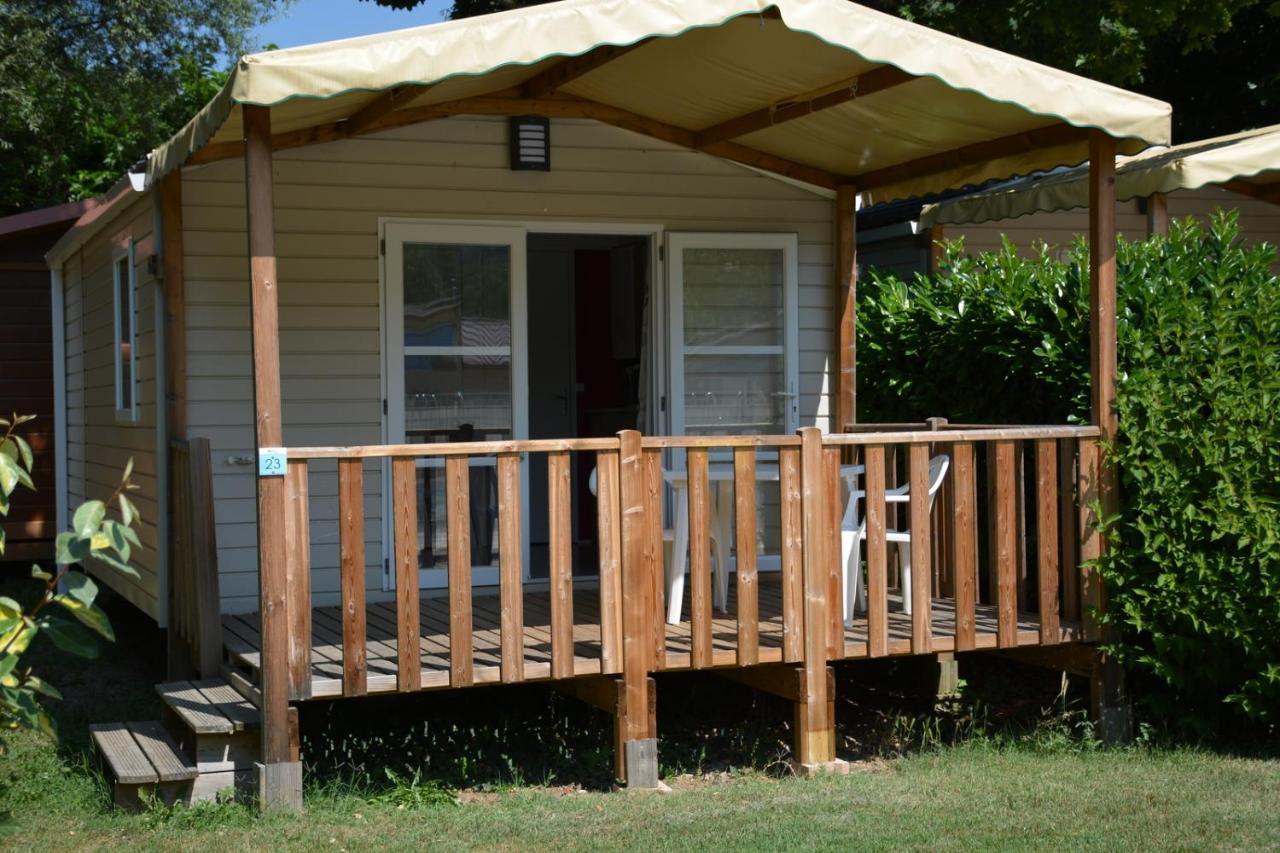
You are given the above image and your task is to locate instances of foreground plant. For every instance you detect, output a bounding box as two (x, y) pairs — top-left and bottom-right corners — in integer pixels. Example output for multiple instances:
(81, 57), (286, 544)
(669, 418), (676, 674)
(0, 413), (141, 736)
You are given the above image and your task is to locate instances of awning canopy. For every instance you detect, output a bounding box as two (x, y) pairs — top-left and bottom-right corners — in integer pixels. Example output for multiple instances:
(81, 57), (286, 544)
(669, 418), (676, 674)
(921, 124), (1280, 226)
(148, 0), (1170, 205)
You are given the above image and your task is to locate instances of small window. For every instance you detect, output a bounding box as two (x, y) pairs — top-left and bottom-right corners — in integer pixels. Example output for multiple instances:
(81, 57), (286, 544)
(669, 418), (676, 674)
(113, 241), (137, 422)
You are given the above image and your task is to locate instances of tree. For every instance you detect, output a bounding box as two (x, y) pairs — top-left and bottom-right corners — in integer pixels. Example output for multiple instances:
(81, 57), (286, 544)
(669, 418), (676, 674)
(0, 1), (285, 215)
(364, 0), (1280, 143)
(880, 0), (1279, 141)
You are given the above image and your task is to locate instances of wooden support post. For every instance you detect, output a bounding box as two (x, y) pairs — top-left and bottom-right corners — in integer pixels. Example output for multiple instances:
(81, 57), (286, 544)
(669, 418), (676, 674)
(1145, 192), (1169, 237)
(243, 104), (301, 811)
(836, 185), (858, 431)
(929, 652), (960, 699)
(1088, 130), (1130, 743)
(617, 430), (658, 788)
(716, 664), (849, 776)
(159, 173), (186, 439)
(797, 428), (838, 771)
(795, 666), (843, 777)
(553, 675), (655, 786)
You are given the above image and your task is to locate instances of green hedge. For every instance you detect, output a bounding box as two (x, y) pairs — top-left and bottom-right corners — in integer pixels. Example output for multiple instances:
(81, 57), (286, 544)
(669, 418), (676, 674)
(858, 213), (1280, 731)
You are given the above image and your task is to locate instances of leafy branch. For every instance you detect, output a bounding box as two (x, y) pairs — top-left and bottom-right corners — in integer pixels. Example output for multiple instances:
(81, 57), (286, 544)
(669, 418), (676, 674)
(0, 413), (141, 737)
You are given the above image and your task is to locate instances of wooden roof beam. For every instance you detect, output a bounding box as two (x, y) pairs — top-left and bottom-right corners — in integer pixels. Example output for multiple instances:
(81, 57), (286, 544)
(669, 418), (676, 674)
(521, 39), (653, 99)
(185, 91), (841, 190)
(345, 84), (435, 136)
(693, 66), (916, 148)
(381, 94), (842, 189)
(851, 122), (1091, 192)
(1222, 178), (1280, 205)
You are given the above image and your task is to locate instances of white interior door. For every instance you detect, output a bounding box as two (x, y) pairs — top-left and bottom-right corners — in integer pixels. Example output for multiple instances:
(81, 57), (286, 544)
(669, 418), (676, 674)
(384, 221), (528, 589)
(667, 233), (800, 439)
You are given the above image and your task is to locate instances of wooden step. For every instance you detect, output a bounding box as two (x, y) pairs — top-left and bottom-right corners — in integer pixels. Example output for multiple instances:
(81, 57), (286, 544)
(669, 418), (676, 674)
(90, 721), (198, 809)
(157, 678), (259, 735)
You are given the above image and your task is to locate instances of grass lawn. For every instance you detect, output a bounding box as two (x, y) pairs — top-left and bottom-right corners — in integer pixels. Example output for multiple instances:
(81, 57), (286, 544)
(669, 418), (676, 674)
(2, 578), (1278, 851)
(5, 736), (1279, 851)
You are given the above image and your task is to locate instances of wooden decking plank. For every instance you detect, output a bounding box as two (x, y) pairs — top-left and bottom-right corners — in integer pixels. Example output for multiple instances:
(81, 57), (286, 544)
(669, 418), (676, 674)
(191, 679), (259, 732)
(90, 723), (158, 785)
(126, 721), (198, 783)
(156, 680), (234, 735)
(223, 576), (1068, 699)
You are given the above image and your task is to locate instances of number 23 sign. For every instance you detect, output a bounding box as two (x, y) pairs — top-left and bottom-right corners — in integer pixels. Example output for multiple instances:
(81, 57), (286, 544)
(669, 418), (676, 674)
(258, 448), (287, 477)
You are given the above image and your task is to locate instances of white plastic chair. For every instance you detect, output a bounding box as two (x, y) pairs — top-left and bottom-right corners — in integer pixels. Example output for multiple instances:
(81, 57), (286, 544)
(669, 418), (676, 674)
(841, 454), (949, 623)
(588, 467), (728, 622)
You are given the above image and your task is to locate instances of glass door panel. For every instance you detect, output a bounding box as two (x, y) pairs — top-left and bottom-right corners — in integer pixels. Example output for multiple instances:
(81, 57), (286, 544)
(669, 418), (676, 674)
(385, 222), (527, 588)
(667, 233), (799, 569)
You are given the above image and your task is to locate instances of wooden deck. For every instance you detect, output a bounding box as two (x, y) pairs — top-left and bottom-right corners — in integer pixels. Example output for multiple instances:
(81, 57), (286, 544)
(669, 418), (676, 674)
(222, 574), (1080, 700)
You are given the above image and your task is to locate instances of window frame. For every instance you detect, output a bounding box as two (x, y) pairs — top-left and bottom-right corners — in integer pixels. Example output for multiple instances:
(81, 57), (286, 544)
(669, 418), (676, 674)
(112, 240), (138, 424)
(666, 232), (800, 439)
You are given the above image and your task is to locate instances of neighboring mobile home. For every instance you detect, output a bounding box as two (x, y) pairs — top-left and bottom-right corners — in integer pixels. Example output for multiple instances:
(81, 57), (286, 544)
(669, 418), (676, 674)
(860, 124), (1280, 276)
(45, 0), (1171, 808)
(0, 199), (98, 561)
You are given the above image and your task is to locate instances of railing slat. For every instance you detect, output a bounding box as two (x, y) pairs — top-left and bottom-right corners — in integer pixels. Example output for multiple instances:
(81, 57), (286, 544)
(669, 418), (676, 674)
(594, 449), (622, 675)
(547, 450), (574, 680)
(1017, 445), (1029, 611)
(1077, 437), (1103, 641)
(864, 445), (888, 657)
(908, 443), (933, 653)
(642, 448), (665, 669)
(337, 458), (367, 697)
(1036, 439), (1061, 644)
(778, 445), (803, 663)
(824, 447), (844, 658)
(952, 442), (977, 652)
(733, 446), (759, 666)
(688, 448), (712, 668)
(994, 441), (1018, 648)
(1058, 438), (1080, 621)
(445, 456), (474, 687)
(985, 444), (998, 606)
(391, 457), (422, 692)
(497, 453), (525, 682)
(284, 460), (312, 700)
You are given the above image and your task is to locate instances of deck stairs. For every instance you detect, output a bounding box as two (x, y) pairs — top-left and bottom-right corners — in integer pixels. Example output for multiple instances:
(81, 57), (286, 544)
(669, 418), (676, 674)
(90, 677), (261, 808)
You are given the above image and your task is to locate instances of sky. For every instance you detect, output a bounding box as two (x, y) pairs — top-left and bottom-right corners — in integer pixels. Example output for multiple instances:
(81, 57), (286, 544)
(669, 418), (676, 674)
(252, 0), (454, 51)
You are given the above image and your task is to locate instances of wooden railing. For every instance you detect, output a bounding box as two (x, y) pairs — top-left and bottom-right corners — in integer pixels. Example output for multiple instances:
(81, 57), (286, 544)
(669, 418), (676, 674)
(167, 437), (222, 679)
(266, 424), (1103, 703)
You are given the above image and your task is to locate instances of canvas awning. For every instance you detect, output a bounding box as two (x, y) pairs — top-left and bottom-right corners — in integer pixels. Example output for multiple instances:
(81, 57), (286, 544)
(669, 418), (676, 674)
(146, 0), (1170, 205)
(920, 124), (1280, 226)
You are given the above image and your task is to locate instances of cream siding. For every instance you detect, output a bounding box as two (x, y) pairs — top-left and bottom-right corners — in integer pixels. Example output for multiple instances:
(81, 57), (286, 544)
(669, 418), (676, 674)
(946, 187), (1280, 267)
(59, 195), (163, 618)
(180, 116), (836, 614)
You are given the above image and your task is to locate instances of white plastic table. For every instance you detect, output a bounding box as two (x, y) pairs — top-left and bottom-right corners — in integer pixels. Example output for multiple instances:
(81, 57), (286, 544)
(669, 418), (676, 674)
(663, 462), (864, 624)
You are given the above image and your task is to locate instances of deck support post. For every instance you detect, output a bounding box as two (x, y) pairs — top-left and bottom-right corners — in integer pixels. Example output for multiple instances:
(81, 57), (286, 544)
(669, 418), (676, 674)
(797, 428), (840, 772)
(244, 104), (302, 810)
(835, 185), (858, 432)
(617, 430), (660, 788)
(553, 675), (656, 786)
(1087, 131), (1131, 744)
(929, 652), (960, 700)
(717, 663), (847, 775)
